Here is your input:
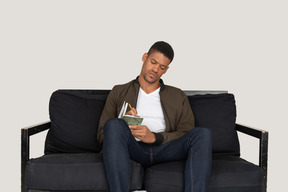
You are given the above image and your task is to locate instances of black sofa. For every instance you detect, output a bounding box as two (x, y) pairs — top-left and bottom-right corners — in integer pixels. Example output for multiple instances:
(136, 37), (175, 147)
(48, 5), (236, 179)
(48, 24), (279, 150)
(21, 90), (268, 192)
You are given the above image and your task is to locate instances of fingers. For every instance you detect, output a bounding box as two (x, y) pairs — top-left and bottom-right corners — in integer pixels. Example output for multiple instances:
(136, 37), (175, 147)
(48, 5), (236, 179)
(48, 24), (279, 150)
(129, 125), (145, 137)
(129, 125), (156, 143)
(125, 108), (138, 117)
(129, 125), (145, 136)
(129, 125), (142, 129)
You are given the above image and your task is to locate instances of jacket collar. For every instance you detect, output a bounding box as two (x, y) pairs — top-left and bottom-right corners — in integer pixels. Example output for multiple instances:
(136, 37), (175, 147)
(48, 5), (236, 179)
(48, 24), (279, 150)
(134, 76), (166, 92)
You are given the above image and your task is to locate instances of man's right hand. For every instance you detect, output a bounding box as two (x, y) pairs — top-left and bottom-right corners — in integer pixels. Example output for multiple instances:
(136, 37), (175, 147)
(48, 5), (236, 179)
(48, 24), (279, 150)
(125, 107), (139, 117)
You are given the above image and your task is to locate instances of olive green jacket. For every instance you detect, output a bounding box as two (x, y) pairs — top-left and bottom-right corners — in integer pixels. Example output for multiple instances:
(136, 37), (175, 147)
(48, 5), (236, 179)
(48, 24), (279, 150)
(97, 77), (195, 145)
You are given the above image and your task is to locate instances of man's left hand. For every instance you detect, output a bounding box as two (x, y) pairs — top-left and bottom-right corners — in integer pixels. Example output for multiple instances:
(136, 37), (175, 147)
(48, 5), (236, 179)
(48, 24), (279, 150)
(129, 125), (156, 143)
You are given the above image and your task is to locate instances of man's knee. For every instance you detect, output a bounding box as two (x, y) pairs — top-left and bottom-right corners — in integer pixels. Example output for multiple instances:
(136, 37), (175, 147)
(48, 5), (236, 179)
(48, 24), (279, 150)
(195, 127), (211, 138)
(188, 127), (212, 145)
(104, 118), (126, 129)
(103, 118), (129, 138)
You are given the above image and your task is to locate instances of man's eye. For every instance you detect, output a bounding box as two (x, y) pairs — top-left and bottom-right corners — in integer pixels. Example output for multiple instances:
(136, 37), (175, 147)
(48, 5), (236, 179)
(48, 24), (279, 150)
(151, 60), (156, 64)
(160, 65), (167, 70)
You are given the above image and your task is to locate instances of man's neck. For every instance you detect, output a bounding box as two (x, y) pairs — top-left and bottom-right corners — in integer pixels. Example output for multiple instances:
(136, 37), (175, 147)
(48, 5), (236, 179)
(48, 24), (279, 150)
(138, 75), (160, 94)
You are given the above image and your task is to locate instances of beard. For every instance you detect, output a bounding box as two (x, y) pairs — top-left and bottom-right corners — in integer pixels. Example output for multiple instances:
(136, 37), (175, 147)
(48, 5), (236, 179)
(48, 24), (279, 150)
(143, 71), (159, 84)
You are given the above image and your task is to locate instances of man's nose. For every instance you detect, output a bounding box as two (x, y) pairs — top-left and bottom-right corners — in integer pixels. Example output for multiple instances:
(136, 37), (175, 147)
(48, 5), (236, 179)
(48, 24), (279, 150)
(152, 64), (160, 72)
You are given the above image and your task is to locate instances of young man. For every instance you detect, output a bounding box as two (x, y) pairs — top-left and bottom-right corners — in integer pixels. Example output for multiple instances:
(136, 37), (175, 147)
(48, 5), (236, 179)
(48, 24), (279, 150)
(97, 41), (212, 192)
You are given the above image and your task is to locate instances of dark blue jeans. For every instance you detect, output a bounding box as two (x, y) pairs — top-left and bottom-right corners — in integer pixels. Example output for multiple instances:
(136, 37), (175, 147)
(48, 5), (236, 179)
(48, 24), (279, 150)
(103, 118), (212, 192)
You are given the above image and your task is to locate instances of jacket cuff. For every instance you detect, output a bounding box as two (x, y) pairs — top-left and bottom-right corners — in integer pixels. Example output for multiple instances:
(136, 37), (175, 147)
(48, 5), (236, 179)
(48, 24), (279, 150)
(153, 132), (164, 145)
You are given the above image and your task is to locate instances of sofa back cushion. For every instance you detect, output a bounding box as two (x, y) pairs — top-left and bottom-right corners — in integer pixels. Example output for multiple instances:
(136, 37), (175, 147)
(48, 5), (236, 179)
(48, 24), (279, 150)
(44, 90), (108, 154)
(45, 90), (239, 155)
(188, 93), (240, 155)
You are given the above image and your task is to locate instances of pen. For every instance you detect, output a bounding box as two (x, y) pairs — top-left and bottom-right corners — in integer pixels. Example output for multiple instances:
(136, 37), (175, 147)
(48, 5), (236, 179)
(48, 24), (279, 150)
(129, 103), (133, 110)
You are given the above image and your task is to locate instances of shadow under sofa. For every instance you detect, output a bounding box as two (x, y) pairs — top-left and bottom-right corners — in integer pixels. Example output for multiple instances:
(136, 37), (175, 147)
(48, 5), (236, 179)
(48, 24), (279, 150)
(21, 90), (268, 192)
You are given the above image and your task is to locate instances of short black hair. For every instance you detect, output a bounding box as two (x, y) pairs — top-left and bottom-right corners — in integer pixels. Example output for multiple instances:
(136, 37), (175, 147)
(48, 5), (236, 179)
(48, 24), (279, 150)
(148, 41), (174, 63)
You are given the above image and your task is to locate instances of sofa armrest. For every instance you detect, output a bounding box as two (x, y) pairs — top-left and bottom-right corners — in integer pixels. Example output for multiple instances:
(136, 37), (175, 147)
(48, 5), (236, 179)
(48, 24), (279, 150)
(21, 121), (51, 192)
(236, 123), (268, 192)
(235, 124), (268, 167)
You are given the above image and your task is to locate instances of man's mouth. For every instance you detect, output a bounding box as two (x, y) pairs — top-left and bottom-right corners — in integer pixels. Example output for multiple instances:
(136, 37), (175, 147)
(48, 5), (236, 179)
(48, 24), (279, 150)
(148, 71), (157, 78)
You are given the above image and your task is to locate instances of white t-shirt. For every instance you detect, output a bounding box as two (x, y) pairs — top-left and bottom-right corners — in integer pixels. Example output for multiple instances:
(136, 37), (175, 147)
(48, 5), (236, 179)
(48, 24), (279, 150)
(136, 87), (166, 133)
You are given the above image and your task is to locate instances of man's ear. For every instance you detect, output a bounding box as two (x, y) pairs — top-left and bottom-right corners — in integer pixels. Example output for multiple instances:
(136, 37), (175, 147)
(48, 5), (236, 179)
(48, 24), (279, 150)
(142, 53), (148, 62)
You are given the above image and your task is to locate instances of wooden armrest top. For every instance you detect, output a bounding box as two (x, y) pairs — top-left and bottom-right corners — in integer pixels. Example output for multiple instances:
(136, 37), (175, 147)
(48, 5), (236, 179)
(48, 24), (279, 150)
(21, 121), (51, 136)
(236, 124), (268, 139)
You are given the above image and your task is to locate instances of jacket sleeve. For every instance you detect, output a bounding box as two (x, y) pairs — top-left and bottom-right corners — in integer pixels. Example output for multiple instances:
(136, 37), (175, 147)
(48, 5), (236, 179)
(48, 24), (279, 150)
(97, 87), (119, 144)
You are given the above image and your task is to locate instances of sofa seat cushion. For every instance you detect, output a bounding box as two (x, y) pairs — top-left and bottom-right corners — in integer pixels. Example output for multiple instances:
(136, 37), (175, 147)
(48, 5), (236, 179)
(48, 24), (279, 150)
(25, 153), (144, 191)
(144, 155), (263, 192)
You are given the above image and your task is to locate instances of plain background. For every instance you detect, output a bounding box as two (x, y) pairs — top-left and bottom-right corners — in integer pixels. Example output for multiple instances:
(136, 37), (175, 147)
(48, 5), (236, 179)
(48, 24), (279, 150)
(1, 0), (287, 191)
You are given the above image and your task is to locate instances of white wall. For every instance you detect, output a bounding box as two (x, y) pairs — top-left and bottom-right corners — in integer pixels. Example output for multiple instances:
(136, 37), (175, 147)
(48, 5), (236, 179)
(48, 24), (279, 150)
(1, 1), (287, 191)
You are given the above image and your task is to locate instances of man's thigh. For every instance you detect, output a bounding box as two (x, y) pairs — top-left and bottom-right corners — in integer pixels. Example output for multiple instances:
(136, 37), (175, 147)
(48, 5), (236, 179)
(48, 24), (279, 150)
(128, 141), (153, 168)
(151, 128), (207, 165)
(151, 137), (188, 165)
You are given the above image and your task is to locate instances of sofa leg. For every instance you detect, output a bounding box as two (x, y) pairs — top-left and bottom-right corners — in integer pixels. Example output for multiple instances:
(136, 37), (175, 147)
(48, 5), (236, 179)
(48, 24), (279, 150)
(21, 128), (29, 192)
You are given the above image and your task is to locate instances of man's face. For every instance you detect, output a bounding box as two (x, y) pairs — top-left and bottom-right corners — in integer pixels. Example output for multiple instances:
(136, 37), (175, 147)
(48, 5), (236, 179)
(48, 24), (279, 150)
(141, 51), (170, 84)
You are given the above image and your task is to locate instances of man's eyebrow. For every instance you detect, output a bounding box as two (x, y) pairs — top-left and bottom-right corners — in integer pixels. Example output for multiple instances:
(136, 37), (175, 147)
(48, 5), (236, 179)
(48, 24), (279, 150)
(151, 58), (158, 63)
